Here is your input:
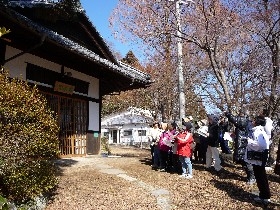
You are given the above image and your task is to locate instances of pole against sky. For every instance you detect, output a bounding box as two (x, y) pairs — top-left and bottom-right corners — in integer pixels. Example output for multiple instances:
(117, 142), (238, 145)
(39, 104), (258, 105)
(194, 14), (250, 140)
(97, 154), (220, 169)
(80, 0), (138, 59)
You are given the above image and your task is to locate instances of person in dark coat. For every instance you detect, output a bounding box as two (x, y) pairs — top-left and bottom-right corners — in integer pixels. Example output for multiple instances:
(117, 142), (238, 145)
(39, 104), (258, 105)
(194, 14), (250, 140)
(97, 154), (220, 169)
(225, 111), (256, 184)
(205, 114), (222, 173)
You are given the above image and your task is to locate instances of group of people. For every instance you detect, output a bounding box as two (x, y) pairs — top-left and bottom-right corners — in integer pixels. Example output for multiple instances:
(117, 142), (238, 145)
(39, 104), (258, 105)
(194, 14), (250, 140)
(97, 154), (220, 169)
(149, 117), (195, 178)
(148, 109), (274, 205)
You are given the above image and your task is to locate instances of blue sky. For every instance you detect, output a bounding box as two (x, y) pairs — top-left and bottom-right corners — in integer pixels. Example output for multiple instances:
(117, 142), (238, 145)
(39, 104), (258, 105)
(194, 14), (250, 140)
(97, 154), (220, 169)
(80, 0), (135, 58)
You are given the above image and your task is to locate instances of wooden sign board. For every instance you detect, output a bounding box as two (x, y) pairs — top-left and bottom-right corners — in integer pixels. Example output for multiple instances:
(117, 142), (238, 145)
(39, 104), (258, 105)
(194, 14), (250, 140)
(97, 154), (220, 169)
(54, 81), (75, 95)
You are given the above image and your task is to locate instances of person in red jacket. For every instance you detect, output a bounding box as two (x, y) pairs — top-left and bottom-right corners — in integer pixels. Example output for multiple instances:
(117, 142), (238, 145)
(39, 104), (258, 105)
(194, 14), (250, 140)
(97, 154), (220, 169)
(175, 122), (194, 179)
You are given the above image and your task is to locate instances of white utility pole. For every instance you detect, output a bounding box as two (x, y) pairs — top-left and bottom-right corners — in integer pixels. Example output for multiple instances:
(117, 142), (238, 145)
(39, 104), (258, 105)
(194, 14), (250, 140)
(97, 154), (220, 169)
(176, 0), (185, 121)
(168, 0), (194, 120)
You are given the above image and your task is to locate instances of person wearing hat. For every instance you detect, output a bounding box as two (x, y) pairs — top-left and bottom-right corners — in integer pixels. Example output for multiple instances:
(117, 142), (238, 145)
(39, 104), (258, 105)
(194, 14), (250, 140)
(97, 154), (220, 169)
(182, 116), (194, 133)
(225, 110), (256, 184)
(174, 122), (194, 178)
(205, 114), (222, 174)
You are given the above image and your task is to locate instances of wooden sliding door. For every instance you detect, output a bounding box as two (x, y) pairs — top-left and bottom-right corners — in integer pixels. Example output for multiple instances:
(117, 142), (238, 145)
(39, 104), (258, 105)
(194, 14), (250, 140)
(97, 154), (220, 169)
(42, 93), (88, 156)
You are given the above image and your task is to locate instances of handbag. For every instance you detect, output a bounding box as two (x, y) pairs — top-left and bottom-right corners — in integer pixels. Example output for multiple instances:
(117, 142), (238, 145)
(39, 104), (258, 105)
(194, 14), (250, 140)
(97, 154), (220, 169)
(247, 150), (265, 161)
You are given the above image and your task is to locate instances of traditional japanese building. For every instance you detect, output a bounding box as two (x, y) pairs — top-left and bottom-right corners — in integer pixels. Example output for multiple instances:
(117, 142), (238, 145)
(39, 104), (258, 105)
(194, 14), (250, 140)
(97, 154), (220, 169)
(0, 0), (152, 156)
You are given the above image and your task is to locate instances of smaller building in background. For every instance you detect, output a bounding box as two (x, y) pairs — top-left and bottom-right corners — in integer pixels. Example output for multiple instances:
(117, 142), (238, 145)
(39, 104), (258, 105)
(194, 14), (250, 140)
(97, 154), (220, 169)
(101, 107), (154, 147)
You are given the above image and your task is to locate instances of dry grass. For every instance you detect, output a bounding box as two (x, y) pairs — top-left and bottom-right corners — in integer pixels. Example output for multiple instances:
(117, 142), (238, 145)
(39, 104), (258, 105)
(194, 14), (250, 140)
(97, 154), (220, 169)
(46, 145), (280, 210)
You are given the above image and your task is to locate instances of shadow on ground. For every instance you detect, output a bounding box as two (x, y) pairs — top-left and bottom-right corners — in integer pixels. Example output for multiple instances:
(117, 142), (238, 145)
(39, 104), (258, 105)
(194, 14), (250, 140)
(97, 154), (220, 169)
(212, 179), (280, 209)
(54, 158), (79, 176)
(268, 173), (280, 184)
(139, 157), (153, 166)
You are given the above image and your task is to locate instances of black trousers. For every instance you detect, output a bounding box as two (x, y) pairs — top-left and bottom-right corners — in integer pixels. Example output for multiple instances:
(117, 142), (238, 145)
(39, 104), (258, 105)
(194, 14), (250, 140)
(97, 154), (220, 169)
(253, 164), (271, 199)
(159, 150), (169, 169)
(172, 154), (182, 174)
(194, 143), (206, 163)
(150, 144), (155, 165)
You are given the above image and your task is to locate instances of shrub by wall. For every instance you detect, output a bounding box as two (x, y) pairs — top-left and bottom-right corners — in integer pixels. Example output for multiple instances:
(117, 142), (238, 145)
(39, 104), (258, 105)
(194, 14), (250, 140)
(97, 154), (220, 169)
(0, 68), (60, 204)
(101, 137), (111, 155)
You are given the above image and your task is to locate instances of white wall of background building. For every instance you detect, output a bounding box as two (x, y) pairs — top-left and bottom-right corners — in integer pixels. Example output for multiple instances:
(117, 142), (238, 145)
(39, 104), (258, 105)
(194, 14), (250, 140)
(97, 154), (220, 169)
(101, 107), (154, 146)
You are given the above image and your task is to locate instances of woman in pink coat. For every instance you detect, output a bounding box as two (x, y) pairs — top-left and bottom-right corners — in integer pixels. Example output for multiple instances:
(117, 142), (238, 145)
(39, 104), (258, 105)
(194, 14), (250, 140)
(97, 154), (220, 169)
(175, 122), (194, 178)
(158, 123), (174, 172)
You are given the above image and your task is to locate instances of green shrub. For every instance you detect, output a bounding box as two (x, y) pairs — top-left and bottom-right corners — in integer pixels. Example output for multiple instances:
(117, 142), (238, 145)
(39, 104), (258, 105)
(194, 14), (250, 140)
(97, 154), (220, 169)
(0, 195), (9, 210)
(0, 68), (60, 203)
(101, 137), (111, 155)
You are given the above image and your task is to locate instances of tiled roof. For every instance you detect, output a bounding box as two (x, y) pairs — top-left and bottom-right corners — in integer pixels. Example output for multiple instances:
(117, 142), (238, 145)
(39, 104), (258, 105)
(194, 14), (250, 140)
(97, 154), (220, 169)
(8, 0), (59, 6)
(5, 2), (152, 84)
(101, 107), (154, 126)
(8, 0), (58, 8)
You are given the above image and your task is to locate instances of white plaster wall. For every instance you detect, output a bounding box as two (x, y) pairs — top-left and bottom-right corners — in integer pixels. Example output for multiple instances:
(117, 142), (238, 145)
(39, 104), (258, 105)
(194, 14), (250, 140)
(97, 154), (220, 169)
(4, 46), (61, 79)
(64, 66), (99, 99)
(121, 124), (150, 143)
(4, 46), (100, 131)
(101, 124), (151, 144)
(89, 101), (99, 131)
(5, 46), (99, 99)
(4, 47), (26, 79)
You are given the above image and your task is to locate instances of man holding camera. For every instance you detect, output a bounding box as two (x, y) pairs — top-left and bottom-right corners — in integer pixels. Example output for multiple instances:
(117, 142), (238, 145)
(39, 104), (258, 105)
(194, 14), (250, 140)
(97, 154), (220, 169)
(224, 110), (256, 185)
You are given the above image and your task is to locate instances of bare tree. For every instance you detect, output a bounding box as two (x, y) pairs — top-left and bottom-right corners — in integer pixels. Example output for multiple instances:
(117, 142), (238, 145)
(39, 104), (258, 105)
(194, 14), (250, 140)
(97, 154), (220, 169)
(234, 0), (280, 167)
(111, 1), (251, 112)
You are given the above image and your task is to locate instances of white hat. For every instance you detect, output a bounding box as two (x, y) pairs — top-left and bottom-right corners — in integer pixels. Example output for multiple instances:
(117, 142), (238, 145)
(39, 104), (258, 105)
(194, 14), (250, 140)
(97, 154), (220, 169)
(199, 119), (207, 126)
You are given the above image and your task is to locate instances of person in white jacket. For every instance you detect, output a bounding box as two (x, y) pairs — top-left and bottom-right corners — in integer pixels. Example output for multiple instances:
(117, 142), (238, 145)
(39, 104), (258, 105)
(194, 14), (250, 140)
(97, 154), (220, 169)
(245, 115), (271, 204)
(148, 122), (162, 169)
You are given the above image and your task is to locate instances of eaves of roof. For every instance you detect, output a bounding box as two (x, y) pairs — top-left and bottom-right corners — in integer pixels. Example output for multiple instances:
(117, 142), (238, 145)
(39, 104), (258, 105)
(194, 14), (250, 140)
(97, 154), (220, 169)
(1, 3), (152, 93)
(8, 1), (118, 62)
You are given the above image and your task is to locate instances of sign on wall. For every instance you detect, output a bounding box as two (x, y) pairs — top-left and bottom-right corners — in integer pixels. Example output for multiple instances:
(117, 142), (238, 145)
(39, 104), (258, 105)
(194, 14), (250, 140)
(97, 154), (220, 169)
(54, 81), (75, 95)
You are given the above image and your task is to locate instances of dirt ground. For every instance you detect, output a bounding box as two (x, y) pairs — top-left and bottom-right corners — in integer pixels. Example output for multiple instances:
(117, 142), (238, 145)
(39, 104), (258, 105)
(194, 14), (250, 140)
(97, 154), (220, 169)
(45, 145), (280, 210)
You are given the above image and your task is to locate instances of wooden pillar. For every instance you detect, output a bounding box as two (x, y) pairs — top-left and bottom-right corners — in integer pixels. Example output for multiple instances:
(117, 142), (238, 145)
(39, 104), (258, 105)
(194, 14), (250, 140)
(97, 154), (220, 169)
(86, 131), (101, 155)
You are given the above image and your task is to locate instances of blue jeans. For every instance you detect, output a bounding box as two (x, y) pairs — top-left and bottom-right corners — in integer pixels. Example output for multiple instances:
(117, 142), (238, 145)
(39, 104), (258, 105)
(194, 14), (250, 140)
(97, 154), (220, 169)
(179, 156), (192, 175)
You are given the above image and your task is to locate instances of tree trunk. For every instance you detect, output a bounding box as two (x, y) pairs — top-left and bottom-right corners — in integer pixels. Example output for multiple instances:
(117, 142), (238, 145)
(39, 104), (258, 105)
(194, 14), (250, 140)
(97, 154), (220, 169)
(274, 141), (280, 175)
(268, 142), (276, 166)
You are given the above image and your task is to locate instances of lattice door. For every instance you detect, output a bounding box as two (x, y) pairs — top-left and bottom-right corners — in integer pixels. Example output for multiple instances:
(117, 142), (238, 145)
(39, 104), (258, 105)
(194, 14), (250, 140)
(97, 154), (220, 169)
(42, 93), (88, 156)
